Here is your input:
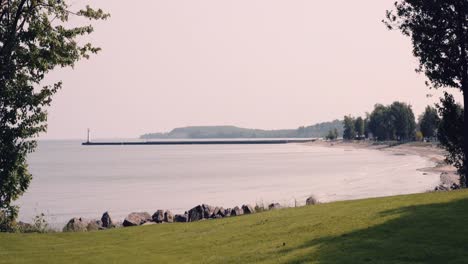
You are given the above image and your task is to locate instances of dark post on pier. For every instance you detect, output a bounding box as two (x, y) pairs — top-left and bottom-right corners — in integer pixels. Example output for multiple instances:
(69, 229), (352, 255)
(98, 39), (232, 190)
(86, 129), (90, 143)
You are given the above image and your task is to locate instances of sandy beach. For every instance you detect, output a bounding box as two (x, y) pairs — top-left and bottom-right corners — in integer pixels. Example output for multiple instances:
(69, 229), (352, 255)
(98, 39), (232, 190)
(307, 140), (459, 187)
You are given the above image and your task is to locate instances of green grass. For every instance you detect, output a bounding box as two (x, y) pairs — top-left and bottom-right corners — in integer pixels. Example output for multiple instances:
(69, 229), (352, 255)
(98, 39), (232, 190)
(2, 191), (468, 263)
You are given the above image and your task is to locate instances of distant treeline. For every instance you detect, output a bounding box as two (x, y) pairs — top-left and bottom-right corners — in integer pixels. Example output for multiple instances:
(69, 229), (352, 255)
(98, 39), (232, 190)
(140, 121), (344, 139)
(336, 101), (440, 142)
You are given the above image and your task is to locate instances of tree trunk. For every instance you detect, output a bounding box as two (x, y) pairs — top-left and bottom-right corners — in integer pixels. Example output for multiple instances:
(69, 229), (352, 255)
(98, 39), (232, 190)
(464, 84), (468, 187)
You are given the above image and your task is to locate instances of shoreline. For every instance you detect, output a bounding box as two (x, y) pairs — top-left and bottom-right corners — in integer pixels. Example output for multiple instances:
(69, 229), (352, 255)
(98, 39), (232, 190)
(306, 140), (459, 187)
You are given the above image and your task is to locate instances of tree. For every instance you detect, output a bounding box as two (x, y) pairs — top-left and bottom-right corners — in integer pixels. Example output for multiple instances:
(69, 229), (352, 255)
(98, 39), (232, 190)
(419, 106), (440, 139)
(389, 102), (416, 141)
(343, 115), (356, 140)
(325, 129), (338, 141)
(367, 102), (416, 141)
(354, 117), (365, 139)
(385, 1), (468, 184)
(0, 1), (109, 231)
(364, 113), (370, 138)
(368, 104), (393, 141)
(437, 92), (465, 186)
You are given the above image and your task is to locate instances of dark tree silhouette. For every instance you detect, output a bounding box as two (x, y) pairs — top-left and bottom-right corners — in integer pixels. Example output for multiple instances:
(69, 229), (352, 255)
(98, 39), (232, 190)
(385, 1), (468, 182)
(437, 93), (465, 186)
(0, 1), (108, 231)
(419, 106), (440, 139)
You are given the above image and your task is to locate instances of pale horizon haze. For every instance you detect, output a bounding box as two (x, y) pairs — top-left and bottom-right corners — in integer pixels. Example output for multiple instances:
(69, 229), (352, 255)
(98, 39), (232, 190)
(41, 0), (462, 140)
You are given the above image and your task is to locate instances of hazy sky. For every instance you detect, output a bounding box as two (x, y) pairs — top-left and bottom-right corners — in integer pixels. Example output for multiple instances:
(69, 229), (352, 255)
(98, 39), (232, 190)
(42, 0), (462, 140)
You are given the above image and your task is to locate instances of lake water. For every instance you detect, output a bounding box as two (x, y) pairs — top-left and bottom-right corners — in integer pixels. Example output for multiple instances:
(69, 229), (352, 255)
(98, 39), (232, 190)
(18, 140), (440, 226)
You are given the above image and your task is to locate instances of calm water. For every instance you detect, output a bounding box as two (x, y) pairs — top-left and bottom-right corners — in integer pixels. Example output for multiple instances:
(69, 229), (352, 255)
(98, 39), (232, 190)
(18, 140), (439, 226)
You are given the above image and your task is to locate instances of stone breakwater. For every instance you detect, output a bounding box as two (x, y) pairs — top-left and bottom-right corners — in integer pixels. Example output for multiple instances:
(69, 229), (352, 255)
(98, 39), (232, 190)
(62, 197), (318, 232)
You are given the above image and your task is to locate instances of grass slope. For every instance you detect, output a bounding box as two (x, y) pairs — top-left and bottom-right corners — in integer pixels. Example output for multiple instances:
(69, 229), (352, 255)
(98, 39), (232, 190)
(2, 190), (468, 263)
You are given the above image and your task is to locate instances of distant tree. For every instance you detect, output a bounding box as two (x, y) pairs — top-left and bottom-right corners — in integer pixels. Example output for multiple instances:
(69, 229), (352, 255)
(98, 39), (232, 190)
(364, 113), (370, 139)
(334, 128), (339, 139)
(437, 92), (465, 186)
(354, 117), (365, 139)
(0, 1), (109, 231)
(368, 104), (393, 141)
(368, 102), (416, 141)
(389, 102), (416, 141)
(343, 116), (356, 140)
(385, 1), (468, 184)
(325, 129), (338, 141)
(419, 106), (440, 139)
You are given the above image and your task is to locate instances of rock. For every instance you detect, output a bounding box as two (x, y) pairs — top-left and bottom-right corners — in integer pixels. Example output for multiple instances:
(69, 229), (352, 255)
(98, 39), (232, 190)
(174, 213), (188, 223)
(223, 208), (232, 217)
(216, 207), (225, 217)
(17, 221), (34, 232)
(152, 210), (165, 223)
(269, 203), (281, 210)
(87, 220), (103, 231)
(242, 204), (255, 214)
(306, 196), (318, 205)
(211, 207), (221, 218)
(123, 212), (151, 227)
(202, 204), (216, 219)
(231, 206), (244, 216)
(63, 217), (88, 232)
(142, 222), (156, 226)
(435, 185), (449, 191)
(164, 210), (174, 223)
(188, 205), (204, 222)
(101, 212), (114, 228)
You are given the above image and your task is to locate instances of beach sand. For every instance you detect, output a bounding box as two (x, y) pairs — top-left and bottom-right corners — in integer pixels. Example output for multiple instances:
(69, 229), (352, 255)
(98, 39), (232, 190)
(307, 140), (459, 187)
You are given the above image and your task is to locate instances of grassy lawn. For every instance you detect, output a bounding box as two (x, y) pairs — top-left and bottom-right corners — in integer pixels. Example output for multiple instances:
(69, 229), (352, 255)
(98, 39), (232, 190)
(1, 190), (468, 263)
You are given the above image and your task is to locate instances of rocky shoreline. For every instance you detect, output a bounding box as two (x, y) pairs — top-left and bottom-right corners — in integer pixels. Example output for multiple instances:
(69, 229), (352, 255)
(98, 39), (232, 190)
(61, 198), (317, 232)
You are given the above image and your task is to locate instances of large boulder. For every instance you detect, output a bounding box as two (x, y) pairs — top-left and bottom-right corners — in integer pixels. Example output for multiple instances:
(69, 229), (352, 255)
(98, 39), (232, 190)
(87, 220), (103, 231)
(202, 204), (216, 219)
(242, 204), (255, 214)
(174, 213), (188, 223)
(215, 207), (225, 218)
(223, 208), (232, 217)
(188, 205), (204, 222)
(63, 217), (88, 232)
(123, 212), (151, 227)
(268, 203), (281, 210)
(164, 210), (174, 223)
(152, 210), (165, 223)
(211, 207), (221, 218)
(101, 212), (114, 228)
(231, 206), (244, 216)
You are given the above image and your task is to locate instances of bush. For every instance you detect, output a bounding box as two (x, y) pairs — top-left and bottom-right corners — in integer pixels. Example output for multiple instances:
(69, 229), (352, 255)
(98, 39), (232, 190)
(17, 214), (52, 233)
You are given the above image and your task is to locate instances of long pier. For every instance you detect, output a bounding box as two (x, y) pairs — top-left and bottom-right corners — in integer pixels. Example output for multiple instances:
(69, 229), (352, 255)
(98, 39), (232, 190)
(82, 139), (316, 146)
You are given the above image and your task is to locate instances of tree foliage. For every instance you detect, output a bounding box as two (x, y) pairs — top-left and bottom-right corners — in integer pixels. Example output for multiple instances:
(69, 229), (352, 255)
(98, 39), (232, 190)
(343, 115), (356, 140)
(437, 93), (465, 186)
(368, 102), (416, 141)
(385, 1), (468, 184)
(326, 128), (338, 141)
(385, 1), (468, 91)
(368, 104), (393, 141)
(0, 0), (108, 231)
(418, 106), (440, 139)
(354, 117), (365, 139)
(390, 102), (416, 141)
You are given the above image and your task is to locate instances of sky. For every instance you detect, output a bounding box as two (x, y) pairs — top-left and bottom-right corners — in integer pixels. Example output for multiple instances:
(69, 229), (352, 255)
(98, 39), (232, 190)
(42, 0), (463, 140)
